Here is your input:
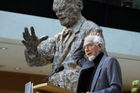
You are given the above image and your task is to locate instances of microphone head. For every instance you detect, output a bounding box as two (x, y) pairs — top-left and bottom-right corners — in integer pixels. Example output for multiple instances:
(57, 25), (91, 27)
(55, 65), (64, 73)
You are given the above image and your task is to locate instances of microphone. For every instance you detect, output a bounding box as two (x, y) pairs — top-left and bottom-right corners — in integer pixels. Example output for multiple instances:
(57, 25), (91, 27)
(54, 65), (64, 73)
(40, 65), (64, 83)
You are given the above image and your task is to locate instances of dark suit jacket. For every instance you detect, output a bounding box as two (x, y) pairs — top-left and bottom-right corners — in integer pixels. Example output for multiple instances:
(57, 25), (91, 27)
(72, 42), (122, 93)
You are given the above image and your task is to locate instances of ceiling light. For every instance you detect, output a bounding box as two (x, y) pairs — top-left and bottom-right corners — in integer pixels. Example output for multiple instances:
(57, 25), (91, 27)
(0, 47), (8, 50)
(14, 67), (22, 70)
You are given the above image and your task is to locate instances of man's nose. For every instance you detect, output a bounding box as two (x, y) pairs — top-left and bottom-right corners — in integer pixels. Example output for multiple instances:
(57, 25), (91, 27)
(85, 46), (89, 52)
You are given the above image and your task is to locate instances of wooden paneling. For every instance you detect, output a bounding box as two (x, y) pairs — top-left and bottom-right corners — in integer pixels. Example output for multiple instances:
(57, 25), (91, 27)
(0, 71), (46, 93)
(0, 89), (23, 93)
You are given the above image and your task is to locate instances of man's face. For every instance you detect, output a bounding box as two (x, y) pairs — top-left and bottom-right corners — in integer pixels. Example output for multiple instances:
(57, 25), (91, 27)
(53, 0), (80, 28)
(83, 39), (101, 60)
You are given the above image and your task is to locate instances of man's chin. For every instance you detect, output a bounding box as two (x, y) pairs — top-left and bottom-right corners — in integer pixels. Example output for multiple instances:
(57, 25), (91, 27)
(88, 56), (95, 61)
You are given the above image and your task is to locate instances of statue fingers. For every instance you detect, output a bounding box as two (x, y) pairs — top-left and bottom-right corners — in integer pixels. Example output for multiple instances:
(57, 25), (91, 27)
(24, 27), (31, 40)
(30, 26), (38, 40)
(40, 35), (48, 42)
(23, 32), (27, 41)
(21, 40), (28, 47)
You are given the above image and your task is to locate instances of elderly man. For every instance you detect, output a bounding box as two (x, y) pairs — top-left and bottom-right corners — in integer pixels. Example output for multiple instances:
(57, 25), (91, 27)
(73, 35), (122, 93)
(22, 0), (105, 91)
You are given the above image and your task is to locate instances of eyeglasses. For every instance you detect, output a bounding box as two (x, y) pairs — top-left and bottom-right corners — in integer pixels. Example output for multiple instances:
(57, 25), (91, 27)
(83, 43), (96, 50)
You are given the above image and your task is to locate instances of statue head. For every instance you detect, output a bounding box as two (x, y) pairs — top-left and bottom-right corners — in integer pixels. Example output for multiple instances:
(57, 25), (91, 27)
(53, 0), (83, 28)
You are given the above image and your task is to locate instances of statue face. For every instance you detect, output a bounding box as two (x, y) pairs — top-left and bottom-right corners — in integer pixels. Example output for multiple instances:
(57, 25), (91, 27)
(53, 0), (80, 28)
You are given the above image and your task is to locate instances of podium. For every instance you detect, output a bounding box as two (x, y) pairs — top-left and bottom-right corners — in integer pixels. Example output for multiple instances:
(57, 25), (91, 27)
(33, 83), (75, 93)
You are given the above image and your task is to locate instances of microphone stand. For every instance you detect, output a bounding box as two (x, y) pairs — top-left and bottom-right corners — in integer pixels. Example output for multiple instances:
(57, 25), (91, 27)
(40, 71), (56, 83)
(40, 65), (64, 83)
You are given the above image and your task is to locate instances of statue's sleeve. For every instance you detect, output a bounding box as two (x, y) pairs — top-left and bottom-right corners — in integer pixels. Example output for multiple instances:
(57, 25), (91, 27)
(88, 23), (101, 33)
(24, 37), (56, 67)
(83, 20), (101, 36)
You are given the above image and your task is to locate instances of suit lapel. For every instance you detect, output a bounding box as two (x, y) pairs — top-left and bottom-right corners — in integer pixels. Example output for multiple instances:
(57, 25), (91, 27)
(90, 55), (107, 92)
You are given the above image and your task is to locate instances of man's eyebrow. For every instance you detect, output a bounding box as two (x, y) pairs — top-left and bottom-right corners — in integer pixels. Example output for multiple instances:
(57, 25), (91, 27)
(83, 43), (92, 47)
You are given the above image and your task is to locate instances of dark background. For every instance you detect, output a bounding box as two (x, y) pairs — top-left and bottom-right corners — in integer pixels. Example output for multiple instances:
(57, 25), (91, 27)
(0, 0), (140, 33)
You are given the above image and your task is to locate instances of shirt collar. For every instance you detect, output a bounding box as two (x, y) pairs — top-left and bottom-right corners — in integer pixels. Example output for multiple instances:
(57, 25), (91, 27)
(93, 52), (104, 64)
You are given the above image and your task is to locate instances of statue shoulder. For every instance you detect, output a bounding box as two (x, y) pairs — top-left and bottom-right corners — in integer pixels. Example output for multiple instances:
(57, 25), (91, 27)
(85, 20), (99, 29)
(81, 19), (100, 34)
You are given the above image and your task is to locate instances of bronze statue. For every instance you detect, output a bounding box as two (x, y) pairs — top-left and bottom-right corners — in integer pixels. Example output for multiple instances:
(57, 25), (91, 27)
(22, 0), (105, 91)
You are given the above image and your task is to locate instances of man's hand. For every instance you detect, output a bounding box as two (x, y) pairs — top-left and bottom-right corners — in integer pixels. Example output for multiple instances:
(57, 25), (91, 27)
(90, 28), (102, 36)
(22, 26), (48, 52)
(90, 31), (101, 36)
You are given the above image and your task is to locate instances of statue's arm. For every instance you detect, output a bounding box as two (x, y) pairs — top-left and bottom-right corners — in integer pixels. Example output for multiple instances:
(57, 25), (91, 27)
(72, 40), (87, 67)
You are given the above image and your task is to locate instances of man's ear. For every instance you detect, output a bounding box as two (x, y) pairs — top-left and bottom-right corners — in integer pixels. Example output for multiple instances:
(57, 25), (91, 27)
(98, 44), (103, 51)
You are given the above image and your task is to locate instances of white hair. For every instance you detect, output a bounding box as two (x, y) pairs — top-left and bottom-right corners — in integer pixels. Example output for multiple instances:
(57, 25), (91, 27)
(85, 35), (105, 50)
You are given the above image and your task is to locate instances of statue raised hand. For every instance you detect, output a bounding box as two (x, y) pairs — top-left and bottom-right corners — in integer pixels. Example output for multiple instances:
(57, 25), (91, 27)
(22, 26), (48, 54)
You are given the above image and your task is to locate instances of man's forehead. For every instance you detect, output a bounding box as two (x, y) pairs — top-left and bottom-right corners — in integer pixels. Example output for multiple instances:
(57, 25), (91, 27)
(84, 38), (92, 42)
(84, 39), (93, 46)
